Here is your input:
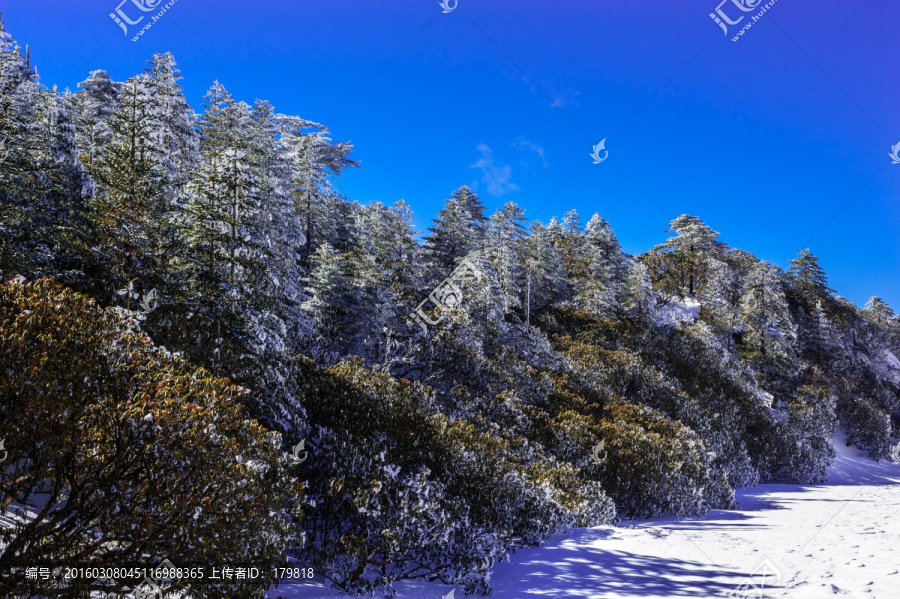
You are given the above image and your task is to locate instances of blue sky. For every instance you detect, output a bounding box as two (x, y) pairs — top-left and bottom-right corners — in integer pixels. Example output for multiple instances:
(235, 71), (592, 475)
(2, 0), (899, 307)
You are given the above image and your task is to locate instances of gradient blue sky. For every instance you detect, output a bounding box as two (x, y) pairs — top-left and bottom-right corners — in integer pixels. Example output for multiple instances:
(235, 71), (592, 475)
(2, 0), (899, 307)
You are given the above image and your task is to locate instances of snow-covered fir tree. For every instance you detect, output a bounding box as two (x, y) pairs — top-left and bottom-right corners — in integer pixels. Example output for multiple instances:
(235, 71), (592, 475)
(423, 185), (487, 281)
(739, 261), (798, 386)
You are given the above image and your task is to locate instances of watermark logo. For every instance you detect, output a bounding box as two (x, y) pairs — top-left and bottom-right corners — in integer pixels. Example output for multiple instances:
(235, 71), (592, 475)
(138, 288), (159, 315)
(590, 440), (607, 465)
(410, 259), (482, 333)
(109, 0), (162, 34)
(134, 578), (163, 599)
(727, 558), (782, 598)
(109, 0), (180, 41)
(889, 142), (900, 165)
(709, 0), (761, 35)
(0, 138), (9, 165)
(712, 0), (780, 42)
(590, 139), (608, 164)
(0, 438), (7, 464)
(117, 283), (159, 315)
(289, 439), (308, 465)
(439, 0), (458, 14)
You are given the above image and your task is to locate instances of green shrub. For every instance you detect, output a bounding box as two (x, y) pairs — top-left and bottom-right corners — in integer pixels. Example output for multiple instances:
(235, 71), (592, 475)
(0, 278), (301, 598)
(532, 401), (713, 519)
(292, 358), (615, 597)
(837, 395), (892, 460)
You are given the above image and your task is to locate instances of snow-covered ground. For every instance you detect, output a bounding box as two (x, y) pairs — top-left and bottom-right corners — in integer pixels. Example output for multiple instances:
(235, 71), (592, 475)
(269, 437), (900, 598)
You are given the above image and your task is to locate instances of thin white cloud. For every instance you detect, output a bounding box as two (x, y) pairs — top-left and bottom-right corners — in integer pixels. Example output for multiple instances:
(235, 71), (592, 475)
(470, 143), (519, 196)
(514, 138), (549, 168)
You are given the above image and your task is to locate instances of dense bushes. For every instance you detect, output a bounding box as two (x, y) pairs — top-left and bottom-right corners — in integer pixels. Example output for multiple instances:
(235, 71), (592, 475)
(757, 384), (837, 484)
(0, 278), (301, 598)
(838, 395), (892, 461)
(545, 309), (859, 487)
(535, 312), (758, 508)
(593, 401), (713, 518)
(292, 358), (615, 596)
(530, 401), (714, 519)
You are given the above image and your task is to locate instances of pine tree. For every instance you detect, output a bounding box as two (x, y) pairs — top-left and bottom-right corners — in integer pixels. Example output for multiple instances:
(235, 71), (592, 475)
(142, 53), (198, 188)
(277, 116), (357, 263)
(623, 261), (657, 322)
(345, 200), (427, 363)
(865, 296), (895, 323)
(240, 99), (316, 360)
(488, 201), (527, 312)
(739, 261), (797, 382)
(173, 90), (316, 432)
(379, 199), (427, 304)
(302, 241), (353, 346)
(183, 83), (258, 300)
(559, 209), (586, 277)
(423, 186), (487, 280)
(787, 249), (833, 311)
(85, 75), (172, 297)
(66, 69), (119, 172)
(456, 184), (488, 234)
(171, 83), (278, 410)
(703, 259), (742, 342)
(522, 221), (568, 322)
(650, 214), (727, 298)
(803, 300), (837, 365)
(0, 16), (86, 280)
(576, 213), (627, 317)
(335, 204), (396, 360)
